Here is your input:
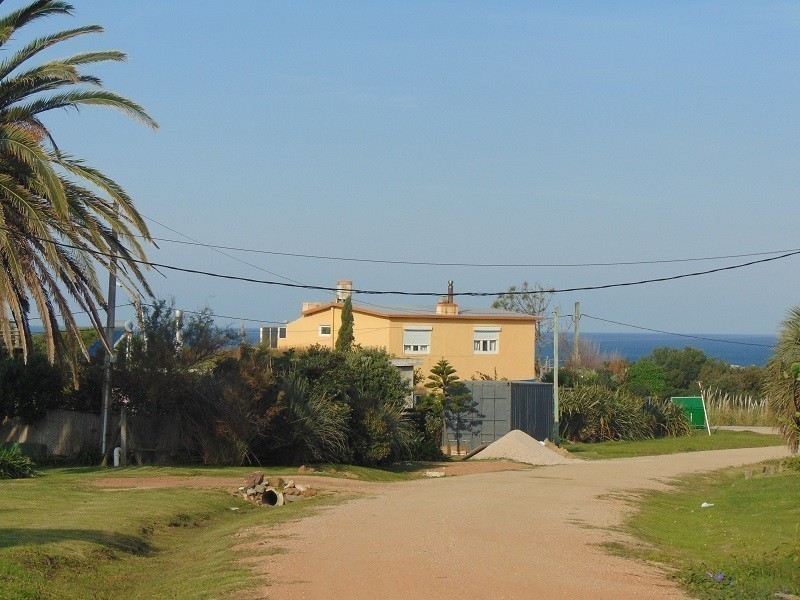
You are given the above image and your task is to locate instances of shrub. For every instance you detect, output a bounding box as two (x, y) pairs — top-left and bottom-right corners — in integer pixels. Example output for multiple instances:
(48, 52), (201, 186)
(0, 446), (36, 479)
(0, 352), (63, 423)
(405, 408), (444, 461)
(624, 359), (667, 397)
(345, 348), (413, 464)
(279, 368), (350, 464)
(782, 456), (800, 471)
(643, 398), (691, 437)
(559, 385), (688, 442)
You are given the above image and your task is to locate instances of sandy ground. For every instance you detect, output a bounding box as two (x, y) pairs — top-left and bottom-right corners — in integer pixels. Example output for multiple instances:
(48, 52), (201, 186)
(87, 446), (789, 598)
(242, 446), (790, 600)
(715, 425), (780, 435)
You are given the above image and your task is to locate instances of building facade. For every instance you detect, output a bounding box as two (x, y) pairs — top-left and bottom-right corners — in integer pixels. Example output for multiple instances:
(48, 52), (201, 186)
(278, 281), (538, 380)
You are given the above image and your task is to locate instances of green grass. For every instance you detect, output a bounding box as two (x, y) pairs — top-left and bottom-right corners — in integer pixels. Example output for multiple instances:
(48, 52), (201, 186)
(563, 429), (783, 460)
(0, 464), (413, 599)
(619, 460), (800, 599)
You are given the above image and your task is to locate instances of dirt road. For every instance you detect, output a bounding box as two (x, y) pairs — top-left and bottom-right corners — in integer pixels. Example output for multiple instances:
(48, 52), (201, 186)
(254, 446), (789, 599)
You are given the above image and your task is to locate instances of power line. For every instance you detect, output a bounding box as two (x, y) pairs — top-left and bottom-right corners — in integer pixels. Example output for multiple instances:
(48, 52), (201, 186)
(27, 303), (135, 323)
(112, 247), (800, 296)
(139, 232), (800, 269)
(582, 314), (774, 348)
(13, 228), (800, 298)
(137, 302), (285, 326)
(142, 214), (305, 285)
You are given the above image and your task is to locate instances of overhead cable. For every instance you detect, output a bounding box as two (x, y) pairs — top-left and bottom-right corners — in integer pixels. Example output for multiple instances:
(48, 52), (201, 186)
(13, 229), (800, 298)
(138, 233), (800, 268)
(582, 314), (774, 348)
(142, 214), (304, 285)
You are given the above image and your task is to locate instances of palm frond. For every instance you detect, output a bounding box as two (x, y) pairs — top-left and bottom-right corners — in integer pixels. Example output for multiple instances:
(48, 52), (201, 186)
(0, 1), (156, 376)
(2, 89), (158, 129)
(0, 1), (74, 47)
(0, 25), (103, 80)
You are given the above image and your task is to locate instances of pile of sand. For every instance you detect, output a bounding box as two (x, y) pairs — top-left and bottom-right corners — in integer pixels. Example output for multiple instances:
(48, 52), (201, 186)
(471, 430), (574, 466)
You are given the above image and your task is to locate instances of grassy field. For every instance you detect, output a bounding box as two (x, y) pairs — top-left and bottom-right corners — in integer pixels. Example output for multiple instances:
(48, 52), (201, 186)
(563, 429), (783, 460)
(0, 465), (415, 599)
(618, 457), (800, 599)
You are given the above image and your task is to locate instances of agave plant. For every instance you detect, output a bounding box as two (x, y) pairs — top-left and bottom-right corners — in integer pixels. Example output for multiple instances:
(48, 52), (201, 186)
(0, 1), (157, 376)
(282, 369), (350, 464)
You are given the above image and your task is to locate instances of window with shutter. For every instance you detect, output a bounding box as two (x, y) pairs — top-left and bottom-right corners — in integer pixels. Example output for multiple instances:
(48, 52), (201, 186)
(473, 327), (500, 354)
(403, 326), (431, 354)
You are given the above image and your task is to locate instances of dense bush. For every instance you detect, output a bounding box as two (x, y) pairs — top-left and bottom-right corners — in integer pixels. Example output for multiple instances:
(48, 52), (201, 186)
(99, 301), (419, 465)
(559, 385), (690, 442)
(345, 348), (413, 464)
(0, 300), (443, 466)
(0, 352), (63, 424)
(651, 347), (707, 397)
(700, 359), (763, 397)
(404, 408), (445, 461)
(623, 359), (666, 397)
(0, 446), (36, 479)
(643, 397), (692, 437)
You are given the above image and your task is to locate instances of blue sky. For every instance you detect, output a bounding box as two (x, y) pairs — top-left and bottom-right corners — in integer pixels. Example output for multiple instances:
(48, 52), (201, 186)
(20, 1), (800, 334)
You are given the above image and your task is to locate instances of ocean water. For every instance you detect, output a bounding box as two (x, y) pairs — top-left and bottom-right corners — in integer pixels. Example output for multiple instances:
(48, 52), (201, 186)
(569, 332), (776, 367)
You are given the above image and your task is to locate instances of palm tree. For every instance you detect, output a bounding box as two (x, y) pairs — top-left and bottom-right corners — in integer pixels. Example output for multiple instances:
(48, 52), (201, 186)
(0, 1), (157, 378)
(763, 305), (800, 454)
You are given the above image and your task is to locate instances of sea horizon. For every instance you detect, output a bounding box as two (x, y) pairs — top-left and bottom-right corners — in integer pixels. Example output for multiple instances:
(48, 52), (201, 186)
(559, 331), (776, 367)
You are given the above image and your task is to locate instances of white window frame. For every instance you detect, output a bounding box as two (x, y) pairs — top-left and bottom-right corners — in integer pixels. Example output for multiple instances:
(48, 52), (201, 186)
(319, 324), (332, 337)
(403, 326), (432, 355)
(473, 327), (500, 355)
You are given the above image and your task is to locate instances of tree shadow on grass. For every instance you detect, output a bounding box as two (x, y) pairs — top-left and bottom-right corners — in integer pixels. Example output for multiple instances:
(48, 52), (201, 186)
(0, 529), (151, 555)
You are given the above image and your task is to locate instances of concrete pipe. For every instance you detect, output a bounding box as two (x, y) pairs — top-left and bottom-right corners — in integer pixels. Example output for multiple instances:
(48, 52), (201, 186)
(261, 488), (285, 507)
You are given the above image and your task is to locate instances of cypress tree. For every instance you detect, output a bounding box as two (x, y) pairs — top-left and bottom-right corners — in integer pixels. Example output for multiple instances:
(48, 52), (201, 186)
(335, 296), (355, 352)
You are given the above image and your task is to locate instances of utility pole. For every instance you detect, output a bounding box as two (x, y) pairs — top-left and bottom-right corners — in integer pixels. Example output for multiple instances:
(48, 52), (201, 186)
(553, 306), (560, 445)
(100, 246), (117, 459)
(134, 293), (146, 351)
(119, 322), (133, 467)
(572, 301), (581, 369)
(175, 309), (183, 347)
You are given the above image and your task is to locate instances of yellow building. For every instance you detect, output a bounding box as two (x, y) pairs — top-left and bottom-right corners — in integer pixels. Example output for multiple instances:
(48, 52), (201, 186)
(278, 281), (538, 381)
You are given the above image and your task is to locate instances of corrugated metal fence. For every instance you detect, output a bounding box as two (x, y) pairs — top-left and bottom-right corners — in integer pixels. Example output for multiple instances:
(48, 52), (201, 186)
(446, 381), (554, 452)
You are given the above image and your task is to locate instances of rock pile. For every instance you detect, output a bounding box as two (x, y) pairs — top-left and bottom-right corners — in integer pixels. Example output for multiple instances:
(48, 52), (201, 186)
(237, 471), (317, 507)
(471, 430), (575, 465)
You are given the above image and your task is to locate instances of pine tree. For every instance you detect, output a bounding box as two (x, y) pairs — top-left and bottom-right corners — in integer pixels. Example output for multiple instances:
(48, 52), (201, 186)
(423, 359), (460, 456)
(335, 296), (355, 352)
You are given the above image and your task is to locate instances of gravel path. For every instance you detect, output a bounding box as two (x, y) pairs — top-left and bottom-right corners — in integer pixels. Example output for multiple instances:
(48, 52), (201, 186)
(253, 445), (789, 599)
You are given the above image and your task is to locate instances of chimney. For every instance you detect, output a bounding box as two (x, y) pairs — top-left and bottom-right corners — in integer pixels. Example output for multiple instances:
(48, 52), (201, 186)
(302, 301), (324, 313)
(336, 280), (352, 303)
(436, 280), (459, 315)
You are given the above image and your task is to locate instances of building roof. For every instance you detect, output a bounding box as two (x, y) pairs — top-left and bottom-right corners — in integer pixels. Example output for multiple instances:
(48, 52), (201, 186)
(300, 301), (538, 321)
